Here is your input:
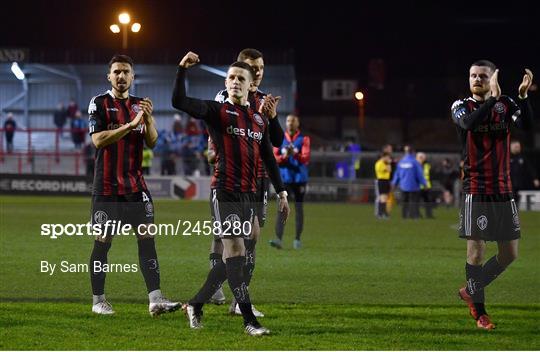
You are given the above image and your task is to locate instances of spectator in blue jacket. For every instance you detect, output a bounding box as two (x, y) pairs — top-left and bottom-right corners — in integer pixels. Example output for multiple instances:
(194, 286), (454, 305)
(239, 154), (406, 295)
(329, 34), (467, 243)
(391, 145), (426, 219)
(269, 115), (311, 249)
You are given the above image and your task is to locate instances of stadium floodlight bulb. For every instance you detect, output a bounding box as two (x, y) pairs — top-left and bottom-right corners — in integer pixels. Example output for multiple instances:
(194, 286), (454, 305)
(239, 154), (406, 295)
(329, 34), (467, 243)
(355, 91), (364, 101)
(110, 24), (120, 33)
(119, 13), (131, 24)
(131, 23), (141, 32)
(11, 62), (25, 80)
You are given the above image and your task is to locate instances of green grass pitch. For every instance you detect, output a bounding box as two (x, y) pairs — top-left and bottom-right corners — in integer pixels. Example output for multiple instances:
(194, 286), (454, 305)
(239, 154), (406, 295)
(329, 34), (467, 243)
(0, 195), (539, 350)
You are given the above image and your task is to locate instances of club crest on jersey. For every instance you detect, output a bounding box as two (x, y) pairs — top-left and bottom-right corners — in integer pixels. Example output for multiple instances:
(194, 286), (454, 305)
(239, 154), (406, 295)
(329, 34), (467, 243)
(131, 104), (141, 113)
(253, 113), (264, 126)
(494, 102), (506, 114)
(94, 211), (109, 224)
(477, 215), (488, 231)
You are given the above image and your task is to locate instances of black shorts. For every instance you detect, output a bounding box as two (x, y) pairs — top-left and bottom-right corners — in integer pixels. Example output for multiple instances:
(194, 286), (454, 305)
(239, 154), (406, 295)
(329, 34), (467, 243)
(91, 191), (154, 235)
(376, 179), (390, 195)
(210, 188), (255, 239)
(458, 193), (520, 241)
(255, 177), (270, 227)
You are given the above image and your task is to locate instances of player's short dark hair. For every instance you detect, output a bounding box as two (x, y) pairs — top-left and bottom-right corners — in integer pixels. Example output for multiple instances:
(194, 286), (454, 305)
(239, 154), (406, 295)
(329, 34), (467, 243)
(229, 61), (256, 80)
(108, 54), (134, 68)
(237, 48), (263, 61)
(471, 59), (496, 71)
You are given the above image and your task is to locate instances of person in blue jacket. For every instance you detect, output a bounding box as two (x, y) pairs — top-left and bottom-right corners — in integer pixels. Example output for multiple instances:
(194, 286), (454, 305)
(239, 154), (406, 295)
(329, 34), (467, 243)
(270, 115), (311, 249)
(391, 145), (426, 219)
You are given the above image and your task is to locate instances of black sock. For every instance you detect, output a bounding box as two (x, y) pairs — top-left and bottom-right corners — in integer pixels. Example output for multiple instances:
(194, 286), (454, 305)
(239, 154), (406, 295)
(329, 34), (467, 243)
(90, 241), (111, 295)
(138, 238), (160, 293)
(244, 239), (256, 286)
(466, 263), (487, 316)
(275, 211), (285, 240)
(295, 202), (304, 240)
(378, 202), (385, 216)
(190, 255), (227, 311)
(210, 252), (222, 269)
(482, 255), (506, 287)
(226, 256), (257, 326)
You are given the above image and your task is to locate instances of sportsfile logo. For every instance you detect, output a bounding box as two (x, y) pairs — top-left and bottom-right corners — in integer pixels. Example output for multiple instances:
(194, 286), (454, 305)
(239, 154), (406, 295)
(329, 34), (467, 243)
(226, 125), (263, 141)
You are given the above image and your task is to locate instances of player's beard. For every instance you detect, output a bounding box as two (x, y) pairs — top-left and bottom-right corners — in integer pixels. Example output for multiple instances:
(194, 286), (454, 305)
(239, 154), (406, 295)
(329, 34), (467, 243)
(471, 85), (488, 96)
(114, 81), (131, 93)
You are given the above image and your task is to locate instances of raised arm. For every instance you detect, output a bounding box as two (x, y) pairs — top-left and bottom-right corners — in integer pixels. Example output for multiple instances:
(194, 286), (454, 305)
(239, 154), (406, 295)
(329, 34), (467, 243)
(513, 69), (534, 130)
(260, 94), (284, 147)
(139, 98), (158, 148)
(171, 52), (217, 120)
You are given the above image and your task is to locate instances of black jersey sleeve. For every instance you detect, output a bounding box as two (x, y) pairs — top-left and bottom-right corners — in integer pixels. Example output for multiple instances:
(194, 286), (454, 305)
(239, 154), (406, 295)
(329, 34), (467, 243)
(451, 97), (497, 130)
(172, 67), (220, 122)
(260, 127), (285, 193)
(268, 116), (285, 147)
(88, 96), (105, 135)
(509, 96), (534, 130)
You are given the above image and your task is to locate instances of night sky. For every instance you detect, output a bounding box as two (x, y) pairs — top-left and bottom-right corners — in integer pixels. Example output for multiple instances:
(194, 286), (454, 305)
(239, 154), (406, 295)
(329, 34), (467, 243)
(2, 0), (539, 117)
(2, 0), (538, 76)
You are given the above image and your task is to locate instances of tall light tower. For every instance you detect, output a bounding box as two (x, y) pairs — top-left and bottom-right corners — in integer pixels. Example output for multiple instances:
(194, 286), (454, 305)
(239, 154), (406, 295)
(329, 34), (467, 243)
(110, 12), (141, 49)
(355, 91), (365, 130)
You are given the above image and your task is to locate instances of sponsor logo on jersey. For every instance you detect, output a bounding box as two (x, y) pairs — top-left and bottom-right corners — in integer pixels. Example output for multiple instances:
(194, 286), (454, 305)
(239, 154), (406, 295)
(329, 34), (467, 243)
(226, 125), (263, 141)
(107, 122), (143, 132)
(226, 109), (240, 116)
(106, 107), (119, 112)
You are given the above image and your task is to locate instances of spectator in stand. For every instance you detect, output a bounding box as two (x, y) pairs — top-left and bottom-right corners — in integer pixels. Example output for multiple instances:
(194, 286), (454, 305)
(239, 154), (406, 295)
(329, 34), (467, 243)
(53, 102), (67, 138)
(142, 146), (154, 175)
(71, 110), (86, 149)
(161, 136), (177, 175)
(181, 117), (202, 175)
(67, 98), (79, 120)
(3, 113), (17, 153)
(172, 113), (183, 136)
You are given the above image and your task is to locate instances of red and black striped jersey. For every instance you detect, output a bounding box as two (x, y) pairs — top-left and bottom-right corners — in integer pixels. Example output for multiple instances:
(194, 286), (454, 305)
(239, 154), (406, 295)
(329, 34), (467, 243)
(173, 67), (285, 194)
(451, 95), (532, 195)
(216, 89), (268, 178)
(88, 90), (148, 196)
